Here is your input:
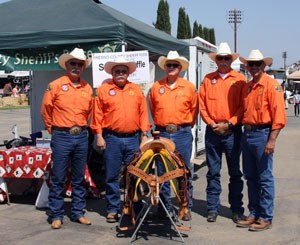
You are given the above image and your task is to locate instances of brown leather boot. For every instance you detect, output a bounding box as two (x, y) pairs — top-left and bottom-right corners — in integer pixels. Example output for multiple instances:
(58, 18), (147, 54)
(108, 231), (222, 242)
(236, 216), (256, 228)
(249, 219), (272, 231)
(77, 217), (92, 225)
(51, 220), (62, 229)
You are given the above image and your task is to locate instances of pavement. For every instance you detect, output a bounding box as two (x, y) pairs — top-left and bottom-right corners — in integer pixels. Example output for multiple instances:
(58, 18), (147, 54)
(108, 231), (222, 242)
(0, 107), (300, 245)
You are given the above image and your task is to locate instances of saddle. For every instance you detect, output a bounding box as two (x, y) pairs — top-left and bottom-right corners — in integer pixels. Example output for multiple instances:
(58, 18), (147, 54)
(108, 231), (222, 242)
(119, 131), (191, 231)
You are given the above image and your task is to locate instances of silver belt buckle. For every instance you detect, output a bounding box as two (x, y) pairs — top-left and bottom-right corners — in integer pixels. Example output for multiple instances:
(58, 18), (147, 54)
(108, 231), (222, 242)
(69, 126), (82, 135)
(166, 124), (177, 133)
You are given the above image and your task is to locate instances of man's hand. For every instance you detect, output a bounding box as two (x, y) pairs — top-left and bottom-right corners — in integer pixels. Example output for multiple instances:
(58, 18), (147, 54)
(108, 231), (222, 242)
(96, 133), (106, 150)
(265, 129), (280, 155)
(211, 122), (231, 136)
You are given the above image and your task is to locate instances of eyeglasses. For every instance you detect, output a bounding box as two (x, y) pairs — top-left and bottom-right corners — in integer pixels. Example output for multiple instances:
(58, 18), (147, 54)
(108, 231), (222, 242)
(166, 63), (180, 68)
(216, 56), (232, 61)
(114, 69), (128, 74)
(69, 61), (84, 67)
(248, 61), (263, 67)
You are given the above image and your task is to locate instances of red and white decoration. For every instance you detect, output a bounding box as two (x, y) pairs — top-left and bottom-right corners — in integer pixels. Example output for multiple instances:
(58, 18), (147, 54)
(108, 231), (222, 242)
(0, 146), (100, 205)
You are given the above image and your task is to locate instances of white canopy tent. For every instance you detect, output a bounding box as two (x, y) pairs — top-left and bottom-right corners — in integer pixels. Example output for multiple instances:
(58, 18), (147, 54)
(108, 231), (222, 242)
(287, 70), (300, 80)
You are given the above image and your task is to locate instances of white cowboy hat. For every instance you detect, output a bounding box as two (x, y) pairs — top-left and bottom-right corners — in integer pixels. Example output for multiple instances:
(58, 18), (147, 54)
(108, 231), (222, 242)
(239, 49), (273, 66)
(58, 48), (91, 70)
(208, 42), (239, 62)
(157, 51), (189, 72)
(104, 56), (137, 75)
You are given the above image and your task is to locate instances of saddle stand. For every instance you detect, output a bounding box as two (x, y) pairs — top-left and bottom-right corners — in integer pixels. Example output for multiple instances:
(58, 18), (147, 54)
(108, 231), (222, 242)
(129, 167), (185, 243)
(118, 131), (191, 243)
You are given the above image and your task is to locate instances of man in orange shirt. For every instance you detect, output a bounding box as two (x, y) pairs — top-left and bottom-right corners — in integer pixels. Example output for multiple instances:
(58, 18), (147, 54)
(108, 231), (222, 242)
(236, 50), (286, 231)
(149, 51), (198, 221)
(41, 48), (93, 229)
(199, 42), (246, 223)
(91, 57), (151, 223)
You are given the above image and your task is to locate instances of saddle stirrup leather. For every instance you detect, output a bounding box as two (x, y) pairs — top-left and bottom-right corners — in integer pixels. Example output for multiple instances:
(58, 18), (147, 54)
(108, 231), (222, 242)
(118, 131), (192, 235)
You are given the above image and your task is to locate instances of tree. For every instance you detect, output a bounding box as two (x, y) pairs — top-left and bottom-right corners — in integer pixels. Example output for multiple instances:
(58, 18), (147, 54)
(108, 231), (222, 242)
(177, 7), (187, 39)
(203, 27), (209, 41)
(153, 0), (171, 35)
(198, 24), (203, 38)
(209, 28), (216, 45)
(185, 14), (192, 38)
(192, 21), (199, 37)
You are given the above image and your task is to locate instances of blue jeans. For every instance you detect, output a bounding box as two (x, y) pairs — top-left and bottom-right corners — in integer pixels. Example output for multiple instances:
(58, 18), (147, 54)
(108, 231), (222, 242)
(49, 129), (88, 221)
(205, 126), (244, 215)
(157, 126), (193, 211)
(241, 127), (274, 222)
(103, 131), (140, 214)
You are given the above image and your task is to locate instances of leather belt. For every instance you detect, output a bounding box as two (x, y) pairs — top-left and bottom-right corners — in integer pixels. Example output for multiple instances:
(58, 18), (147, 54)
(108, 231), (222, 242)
(52, 126), (86, 135)
(104, 129), (138, 138)
(155, 124), (190, 134)
(243, 124), (271, 131)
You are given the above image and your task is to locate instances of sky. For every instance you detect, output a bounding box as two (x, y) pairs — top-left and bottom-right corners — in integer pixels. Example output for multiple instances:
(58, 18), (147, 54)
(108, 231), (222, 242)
(104, 0), (298, 70)
(0, 0), (298, 70)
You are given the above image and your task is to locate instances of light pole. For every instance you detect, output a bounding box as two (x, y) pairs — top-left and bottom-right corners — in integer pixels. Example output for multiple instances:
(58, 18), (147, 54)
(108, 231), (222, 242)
(282, 51), (287, 71)
(227, 9), (243, 52)
(282, 51), (287, 89)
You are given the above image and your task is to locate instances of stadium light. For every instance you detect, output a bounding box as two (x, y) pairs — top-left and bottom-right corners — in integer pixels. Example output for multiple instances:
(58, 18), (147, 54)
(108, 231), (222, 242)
(226, 9), (243, 52)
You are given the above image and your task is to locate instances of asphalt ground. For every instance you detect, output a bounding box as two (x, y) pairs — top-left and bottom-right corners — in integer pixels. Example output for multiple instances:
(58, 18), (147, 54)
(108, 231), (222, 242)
(0, 107), (299, 245)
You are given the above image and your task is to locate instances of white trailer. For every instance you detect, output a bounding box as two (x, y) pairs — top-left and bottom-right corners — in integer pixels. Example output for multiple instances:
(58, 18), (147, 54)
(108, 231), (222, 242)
(184, 37), (217, 157)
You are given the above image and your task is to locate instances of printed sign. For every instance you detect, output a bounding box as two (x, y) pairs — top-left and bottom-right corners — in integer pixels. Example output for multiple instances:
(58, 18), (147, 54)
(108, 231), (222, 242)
(92, 50), (150, 88)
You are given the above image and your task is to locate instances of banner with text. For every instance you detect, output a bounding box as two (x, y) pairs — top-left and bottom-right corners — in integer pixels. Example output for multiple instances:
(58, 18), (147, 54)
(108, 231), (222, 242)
(92, 50), (150, 88)
(0, 43), (120, 71)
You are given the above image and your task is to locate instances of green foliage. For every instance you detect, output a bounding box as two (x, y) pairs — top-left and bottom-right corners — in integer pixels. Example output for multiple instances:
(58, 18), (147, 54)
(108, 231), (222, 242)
(177, 7), (187, 39)
(198, 24), (203, 38)
(185, 14), (192, 38)
(209, 28), (216, 44)
(203, 27), (209, 41)
(173, 5), (216, 43)
(192, 21), (199, 37)
(153, 0), (171, 35)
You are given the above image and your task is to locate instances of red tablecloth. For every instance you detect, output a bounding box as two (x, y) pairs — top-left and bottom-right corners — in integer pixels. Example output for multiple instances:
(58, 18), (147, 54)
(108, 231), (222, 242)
(0, 146), (100, 203)
(0, 146), (51, 178)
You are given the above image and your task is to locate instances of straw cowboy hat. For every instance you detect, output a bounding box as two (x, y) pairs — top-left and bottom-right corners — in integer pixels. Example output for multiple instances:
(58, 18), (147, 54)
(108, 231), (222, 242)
(58, 48), (91, 70)
(239, 49), (273, 66)
(104, 56), (137, 75)
(158, 51), (189, 72)
(208, 42), (239, 62)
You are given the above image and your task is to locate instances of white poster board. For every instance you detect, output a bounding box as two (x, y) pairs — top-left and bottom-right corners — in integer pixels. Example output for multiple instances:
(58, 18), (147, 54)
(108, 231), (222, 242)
(92, 50), (150, 88)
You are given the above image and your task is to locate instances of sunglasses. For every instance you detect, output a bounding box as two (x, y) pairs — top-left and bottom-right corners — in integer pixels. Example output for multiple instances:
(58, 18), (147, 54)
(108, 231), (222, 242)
(114, 69), (128, 74)
(69, 61), (84, 67)
(216, 56), (232, 61)
(248, 61), (263, 67)
(166, 63), (180, 68)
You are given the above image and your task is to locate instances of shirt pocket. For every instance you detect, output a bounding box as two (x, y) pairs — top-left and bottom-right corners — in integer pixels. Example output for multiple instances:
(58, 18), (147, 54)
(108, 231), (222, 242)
(207, 84), (218, 100)
(175, 93), (190, 112)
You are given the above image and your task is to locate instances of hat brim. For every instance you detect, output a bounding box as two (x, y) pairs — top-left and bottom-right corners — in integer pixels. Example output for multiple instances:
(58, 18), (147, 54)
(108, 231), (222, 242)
(58, 54), (91, 70)
(239, 57), (273, 66)
(104, 61), (137, 75)
(158, 56), (189, 72)
(209, 53), (239, 62)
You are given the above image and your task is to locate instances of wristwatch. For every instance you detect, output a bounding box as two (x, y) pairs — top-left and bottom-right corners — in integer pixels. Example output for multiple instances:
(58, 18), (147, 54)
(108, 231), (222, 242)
(227, 122), (233, 129)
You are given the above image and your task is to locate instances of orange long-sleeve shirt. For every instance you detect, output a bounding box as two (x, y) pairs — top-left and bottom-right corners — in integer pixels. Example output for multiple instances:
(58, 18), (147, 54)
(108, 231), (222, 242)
(90, 80), (151, 134)
(199, 69), (246, 126)
(242, 73), (286, 130)
(149, 77), (198, 127)
(41, 75), (93, 134)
